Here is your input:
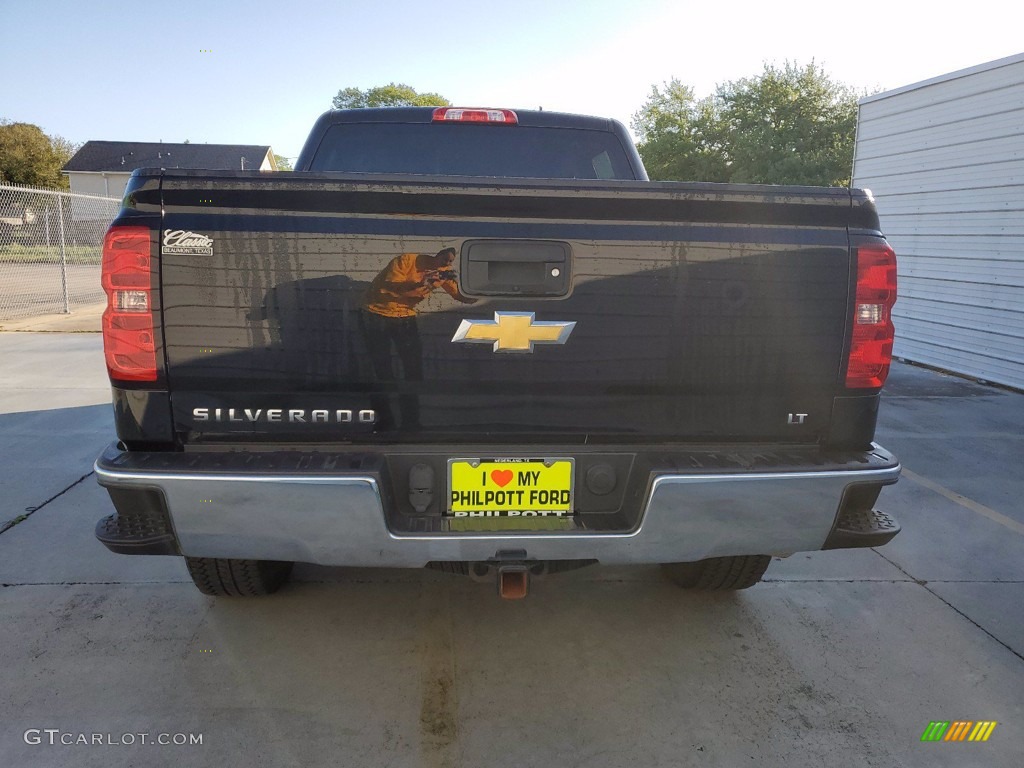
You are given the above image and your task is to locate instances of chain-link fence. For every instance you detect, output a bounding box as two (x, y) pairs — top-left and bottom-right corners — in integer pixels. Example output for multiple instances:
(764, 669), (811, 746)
(0, 183), (122, 321)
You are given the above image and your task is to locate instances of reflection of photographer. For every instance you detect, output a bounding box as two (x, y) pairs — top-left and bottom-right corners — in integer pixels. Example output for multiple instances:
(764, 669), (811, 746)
(364, 247), (474, 317)
(360, 247), (475, 428)
(425, 268), (457, 287)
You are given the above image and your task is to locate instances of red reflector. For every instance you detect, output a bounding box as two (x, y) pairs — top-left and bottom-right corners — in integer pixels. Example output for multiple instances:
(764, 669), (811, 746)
(846, 243), (897, 389)
(102, 226), (157, 382)
(432, 107), (518, 124)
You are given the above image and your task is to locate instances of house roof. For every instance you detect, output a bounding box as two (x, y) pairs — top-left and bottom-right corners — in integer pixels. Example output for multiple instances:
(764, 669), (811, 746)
(63, 141), (274, 173)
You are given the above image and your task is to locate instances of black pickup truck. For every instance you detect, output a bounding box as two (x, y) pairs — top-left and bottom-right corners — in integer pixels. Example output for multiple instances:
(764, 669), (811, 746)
(94, 106), (900, 598)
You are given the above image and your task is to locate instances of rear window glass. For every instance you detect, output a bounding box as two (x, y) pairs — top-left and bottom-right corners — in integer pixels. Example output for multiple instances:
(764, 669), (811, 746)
(308, 123), (636, 180)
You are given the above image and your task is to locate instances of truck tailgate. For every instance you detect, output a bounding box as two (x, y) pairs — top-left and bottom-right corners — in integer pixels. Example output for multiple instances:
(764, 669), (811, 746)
(157, 173), (862, 444)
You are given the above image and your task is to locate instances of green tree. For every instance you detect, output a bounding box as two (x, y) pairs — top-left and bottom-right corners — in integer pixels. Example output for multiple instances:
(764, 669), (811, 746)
(332, 83), (450, 110)
(0, 120), (77, 189)
(273, 153), (293, 171)
(631, 79), (729, 183)
(716, 61), (859, 186)
(633, 62), (861, 186)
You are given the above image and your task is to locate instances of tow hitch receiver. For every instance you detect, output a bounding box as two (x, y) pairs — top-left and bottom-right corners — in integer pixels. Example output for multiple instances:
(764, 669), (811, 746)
(498, 565), (530, 600)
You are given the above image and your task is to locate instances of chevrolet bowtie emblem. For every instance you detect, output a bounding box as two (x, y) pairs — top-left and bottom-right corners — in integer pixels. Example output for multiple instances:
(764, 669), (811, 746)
(452, 311), (576, 353)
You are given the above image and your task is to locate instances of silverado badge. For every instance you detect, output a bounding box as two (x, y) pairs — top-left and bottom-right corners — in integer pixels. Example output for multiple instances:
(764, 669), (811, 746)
(451, 311), (575, 353)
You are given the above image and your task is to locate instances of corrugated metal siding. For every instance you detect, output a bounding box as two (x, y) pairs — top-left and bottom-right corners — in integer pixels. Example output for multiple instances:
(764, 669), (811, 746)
(853, 53), (1024, 390)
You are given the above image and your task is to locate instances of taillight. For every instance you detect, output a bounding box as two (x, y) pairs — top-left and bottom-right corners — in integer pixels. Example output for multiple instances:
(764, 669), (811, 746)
(101, 225), (157, 382)
(846, 243), (897, 389)
(432, 107), (518, 124)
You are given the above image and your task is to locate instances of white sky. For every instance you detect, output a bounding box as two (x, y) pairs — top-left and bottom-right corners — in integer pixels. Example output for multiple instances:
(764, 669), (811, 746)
(1, 0), (1021, 160)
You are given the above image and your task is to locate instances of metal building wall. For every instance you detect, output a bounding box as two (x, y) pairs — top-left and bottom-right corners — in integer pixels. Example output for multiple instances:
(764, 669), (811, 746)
(853, 53), (1024, 390)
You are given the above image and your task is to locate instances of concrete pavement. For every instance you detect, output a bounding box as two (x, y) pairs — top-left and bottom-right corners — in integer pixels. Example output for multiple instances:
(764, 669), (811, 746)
(0, 300), (104, 333)
(0, 263), (103, 324)
(0, 333), (1021, 767)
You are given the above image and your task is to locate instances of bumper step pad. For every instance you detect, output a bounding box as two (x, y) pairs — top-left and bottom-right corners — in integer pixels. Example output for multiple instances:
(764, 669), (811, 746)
(95, 508), (179, 556)
(823, 508), (901, 550)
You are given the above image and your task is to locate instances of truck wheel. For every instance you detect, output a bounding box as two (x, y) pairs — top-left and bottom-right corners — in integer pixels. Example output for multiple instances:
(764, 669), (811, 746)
(661, 555), (771, 590)
(185, 557), (293, 596)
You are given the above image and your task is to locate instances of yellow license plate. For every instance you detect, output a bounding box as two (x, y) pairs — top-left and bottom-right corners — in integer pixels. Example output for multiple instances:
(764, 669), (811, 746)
(448, 458), (574, 517)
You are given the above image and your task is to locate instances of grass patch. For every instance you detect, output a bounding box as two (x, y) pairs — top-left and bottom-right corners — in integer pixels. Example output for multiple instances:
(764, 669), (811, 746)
(0, 243), (102, 265)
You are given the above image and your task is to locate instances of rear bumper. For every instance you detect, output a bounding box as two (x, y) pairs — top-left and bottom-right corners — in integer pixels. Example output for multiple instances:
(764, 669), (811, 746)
(94, 443), (900, 567)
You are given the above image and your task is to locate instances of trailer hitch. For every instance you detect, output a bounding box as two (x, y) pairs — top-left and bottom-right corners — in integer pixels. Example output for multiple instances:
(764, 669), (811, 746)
(465, 551), (544, 599)
(496, 564), (530, 600)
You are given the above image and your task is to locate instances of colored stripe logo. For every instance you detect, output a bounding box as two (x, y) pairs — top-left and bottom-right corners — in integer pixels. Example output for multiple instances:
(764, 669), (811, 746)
(921, 721), (997, 742)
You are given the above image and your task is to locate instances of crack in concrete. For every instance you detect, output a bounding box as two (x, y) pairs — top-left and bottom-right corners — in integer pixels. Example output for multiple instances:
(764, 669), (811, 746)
(417, 585), (460, 768)
(0, 470), (94, 535)
(873, 549), (1024, 664)
(1, 581), (192, 587)
(762, 579), (1024, 584)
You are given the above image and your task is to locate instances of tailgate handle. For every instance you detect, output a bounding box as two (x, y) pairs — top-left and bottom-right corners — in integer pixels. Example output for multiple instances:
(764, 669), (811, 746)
(461, 240), (571, 297)
(468, 250), (565, 263)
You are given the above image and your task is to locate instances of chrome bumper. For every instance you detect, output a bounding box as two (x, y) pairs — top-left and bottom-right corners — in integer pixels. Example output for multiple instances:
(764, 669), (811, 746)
(95, 444), (900, 566)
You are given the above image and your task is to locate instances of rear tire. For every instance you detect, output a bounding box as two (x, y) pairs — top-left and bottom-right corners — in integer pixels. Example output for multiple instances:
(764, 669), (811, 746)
(185, 557), (293, 597)
(661, 555), (771, 590)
